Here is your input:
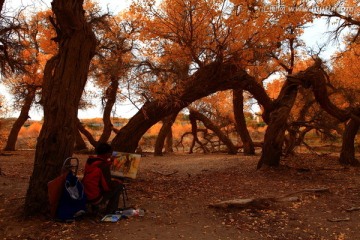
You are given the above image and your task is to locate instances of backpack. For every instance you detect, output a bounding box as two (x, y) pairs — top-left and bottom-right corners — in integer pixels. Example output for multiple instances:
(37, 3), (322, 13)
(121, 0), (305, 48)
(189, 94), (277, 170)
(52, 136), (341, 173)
(56, 171), (87, 221)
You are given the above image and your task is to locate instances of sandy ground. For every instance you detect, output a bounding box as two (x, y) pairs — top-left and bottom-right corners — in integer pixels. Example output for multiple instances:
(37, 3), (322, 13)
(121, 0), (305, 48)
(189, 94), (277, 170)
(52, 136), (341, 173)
(1, 150), (360, 239)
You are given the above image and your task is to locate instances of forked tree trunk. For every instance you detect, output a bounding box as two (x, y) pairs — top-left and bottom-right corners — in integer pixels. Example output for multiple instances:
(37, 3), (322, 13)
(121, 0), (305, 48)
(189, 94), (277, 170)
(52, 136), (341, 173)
(284, 126), (312, 156)
(257, 79), (299, 169)
(190, 109), (238, 154)
(189, 112), (209, 154)
(339, 118), (359, 166)
(257, 59), (344, 168)
(233, 89), (255, 155)
(154, 113), (177, 156)
(111, 62), (271, 152)
(98, 78), (119, 144)
(25, 0), (96, 216)
(3, 87), (36, 151)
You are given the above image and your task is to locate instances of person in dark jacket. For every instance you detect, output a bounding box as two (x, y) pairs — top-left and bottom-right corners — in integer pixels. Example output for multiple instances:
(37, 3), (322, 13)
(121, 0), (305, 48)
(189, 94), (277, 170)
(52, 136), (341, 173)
(82, 143), (123, 214)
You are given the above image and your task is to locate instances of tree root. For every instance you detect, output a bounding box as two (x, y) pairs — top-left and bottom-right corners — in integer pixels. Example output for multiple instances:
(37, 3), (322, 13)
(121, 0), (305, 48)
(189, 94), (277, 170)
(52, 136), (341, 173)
(209, 188), (330, 209)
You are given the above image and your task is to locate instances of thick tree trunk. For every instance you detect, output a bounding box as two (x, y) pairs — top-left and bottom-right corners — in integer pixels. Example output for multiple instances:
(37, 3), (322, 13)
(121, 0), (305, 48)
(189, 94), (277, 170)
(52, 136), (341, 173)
(233, 89), (255, 155)
(165, 128), (174, 153)
(24, 0), (96, 216)
(339, 118), (359, 166)
(3, 87), (36, 151)
(190, 109), (238, 154)
(111, 63), (271, 152)
(257, 79), (300, 169)
(98, 78), (119, 144)
(154, 113), (177, 156)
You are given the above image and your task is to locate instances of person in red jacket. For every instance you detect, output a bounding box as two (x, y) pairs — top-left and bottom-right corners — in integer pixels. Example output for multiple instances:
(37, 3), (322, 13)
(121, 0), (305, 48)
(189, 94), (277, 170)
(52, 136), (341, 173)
(82, 143), (123, 214)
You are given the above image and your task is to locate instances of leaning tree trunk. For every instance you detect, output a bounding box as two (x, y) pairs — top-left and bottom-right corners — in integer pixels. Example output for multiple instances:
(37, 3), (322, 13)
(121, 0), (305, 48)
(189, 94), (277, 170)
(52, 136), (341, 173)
(74, 130), (87, 151)
(77, 118), (97, 147)
(25, 0), (96, 216)
(98, 77), (119, 144)
(154, 113), (178, 156)
(339, 118), (359, 166)
(233, 89), (255, 155)
(111, 62), (272, 152)
(3, 87), (36, 151)
(190, 109), (238, 154)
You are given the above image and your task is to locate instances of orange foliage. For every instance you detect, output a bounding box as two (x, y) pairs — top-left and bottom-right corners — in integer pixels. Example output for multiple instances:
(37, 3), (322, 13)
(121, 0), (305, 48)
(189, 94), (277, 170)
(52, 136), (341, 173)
(19, 123), (42, 138)
(146, 123), (162, 136)
(266, 79), (284, 100)
(172, 122), (192, 139)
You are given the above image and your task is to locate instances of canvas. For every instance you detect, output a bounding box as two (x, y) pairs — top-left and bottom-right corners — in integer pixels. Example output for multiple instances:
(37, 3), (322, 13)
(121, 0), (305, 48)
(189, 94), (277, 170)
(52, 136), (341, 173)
(110, 152), (141, 179)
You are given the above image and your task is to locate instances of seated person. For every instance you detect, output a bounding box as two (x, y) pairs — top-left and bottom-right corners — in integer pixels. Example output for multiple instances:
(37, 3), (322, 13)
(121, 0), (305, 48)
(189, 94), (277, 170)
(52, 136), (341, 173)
(82, 142), (123, 214)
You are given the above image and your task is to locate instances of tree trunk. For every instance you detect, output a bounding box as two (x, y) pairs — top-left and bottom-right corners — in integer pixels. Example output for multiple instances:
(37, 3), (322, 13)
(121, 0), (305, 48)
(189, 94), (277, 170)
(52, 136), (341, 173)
(74, 130), (87, 151)
(98, 77), (119, 144)
(190, 109), (238, 154)
(3, 87), (36, 151)
(0, 0), (4, 13)
(284, 126), (312, 156)
(189, 112), (208, 153)
(111, 62), (271, 152)
(233, 89), (255, 155)
(339, 118), (359, 166)
(165, 127), (174, 153)
(24, 0), (96, 216)
(77, 118), (97, 147)
(257, 79), (299, 169)
(154, 113), (177, 156)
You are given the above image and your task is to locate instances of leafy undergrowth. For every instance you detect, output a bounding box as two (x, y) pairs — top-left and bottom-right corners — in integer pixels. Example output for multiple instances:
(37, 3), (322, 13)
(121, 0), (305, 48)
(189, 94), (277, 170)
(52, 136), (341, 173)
(0, 150), (359, 240)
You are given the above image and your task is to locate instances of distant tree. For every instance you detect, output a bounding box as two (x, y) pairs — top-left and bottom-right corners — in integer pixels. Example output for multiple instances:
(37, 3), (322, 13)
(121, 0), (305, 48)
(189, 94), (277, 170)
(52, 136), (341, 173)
(330, 42), (360, 165)
(233, 89), (255, 155)
(154, 113), (178, 156)
(3, 10), (55, 151)
(0, 1), (26, 76)
(189, 108), (238, 154)
(88, 14), (135, 145)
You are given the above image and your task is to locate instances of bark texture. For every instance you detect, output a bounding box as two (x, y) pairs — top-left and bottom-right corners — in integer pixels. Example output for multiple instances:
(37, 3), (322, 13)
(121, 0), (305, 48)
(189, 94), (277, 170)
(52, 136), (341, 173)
(25, 0), (96, 215)
(233, 89), (255, 155)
